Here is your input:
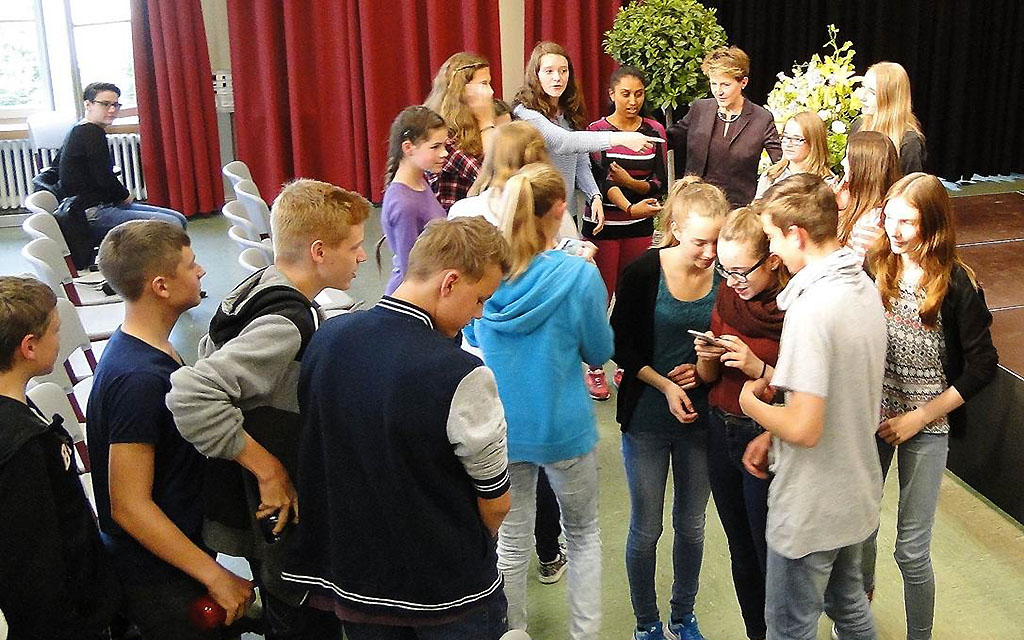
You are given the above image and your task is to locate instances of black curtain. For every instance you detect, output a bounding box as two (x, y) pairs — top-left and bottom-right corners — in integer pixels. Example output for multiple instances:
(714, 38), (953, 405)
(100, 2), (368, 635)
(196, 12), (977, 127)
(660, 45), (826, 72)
(699, 0), (1024, 181)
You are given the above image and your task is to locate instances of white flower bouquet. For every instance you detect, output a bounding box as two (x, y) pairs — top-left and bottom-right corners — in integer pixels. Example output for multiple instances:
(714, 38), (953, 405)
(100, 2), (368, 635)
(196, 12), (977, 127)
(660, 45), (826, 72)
(762, 25), (862, 171)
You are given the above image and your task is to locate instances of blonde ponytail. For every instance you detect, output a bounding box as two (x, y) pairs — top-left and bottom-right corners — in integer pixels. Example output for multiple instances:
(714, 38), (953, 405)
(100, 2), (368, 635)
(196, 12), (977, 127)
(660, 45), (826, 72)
(499, 163), (565, 278)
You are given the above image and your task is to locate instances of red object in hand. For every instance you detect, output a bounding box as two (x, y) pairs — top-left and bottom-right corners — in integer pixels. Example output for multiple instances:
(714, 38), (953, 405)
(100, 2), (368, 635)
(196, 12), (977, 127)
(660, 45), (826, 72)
(188, 594), (227, 630)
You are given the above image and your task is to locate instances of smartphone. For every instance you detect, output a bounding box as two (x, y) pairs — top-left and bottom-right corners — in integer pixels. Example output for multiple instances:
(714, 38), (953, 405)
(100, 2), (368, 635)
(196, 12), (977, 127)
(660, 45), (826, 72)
(687, 329), (725, 346)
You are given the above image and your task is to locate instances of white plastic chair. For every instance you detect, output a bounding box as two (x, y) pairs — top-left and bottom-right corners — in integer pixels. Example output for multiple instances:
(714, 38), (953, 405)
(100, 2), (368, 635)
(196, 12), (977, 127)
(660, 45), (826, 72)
(26, 111), (78, 171)
(238, 247), (271, 273)
(55, 298), (107, 381)
(29, 357), (93, 434)
(223, 160), (253, 189)
(24, 190), (58, 215)
(228, 226), (274, 263)
(26, 381), (95, 509)
(234, 180), (272, 239)
(22, 237), (122, 306)
(23, 212), (104, 283)
(222, 200), (262, 242)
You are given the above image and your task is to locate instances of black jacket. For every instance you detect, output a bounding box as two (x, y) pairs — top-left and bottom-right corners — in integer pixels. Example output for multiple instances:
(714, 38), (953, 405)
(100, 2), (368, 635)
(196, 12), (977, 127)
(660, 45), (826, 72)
(667, 97), (783, 206)
(939, 265), (999, 436)
(57, 121), (129, 209)
(0, 396), (120, 639)
(610, 248), (665, 431)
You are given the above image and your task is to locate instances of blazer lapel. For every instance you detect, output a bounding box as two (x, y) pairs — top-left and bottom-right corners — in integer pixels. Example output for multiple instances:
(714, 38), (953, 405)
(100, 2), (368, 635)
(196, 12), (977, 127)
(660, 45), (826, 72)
(692, 100), (717, 173)
(726, 98), (756, 146)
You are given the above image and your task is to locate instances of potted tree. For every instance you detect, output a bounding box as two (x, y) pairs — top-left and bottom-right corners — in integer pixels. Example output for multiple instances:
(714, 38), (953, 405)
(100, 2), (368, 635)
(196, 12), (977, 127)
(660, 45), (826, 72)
(604, 0), (728, 177)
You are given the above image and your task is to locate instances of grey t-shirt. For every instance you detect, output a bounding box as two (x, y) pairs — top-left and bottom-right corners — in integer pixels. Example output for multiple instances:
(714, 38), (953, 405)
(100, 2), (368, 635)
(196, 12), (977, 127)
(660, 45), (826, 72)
(767, 247), (886, 559)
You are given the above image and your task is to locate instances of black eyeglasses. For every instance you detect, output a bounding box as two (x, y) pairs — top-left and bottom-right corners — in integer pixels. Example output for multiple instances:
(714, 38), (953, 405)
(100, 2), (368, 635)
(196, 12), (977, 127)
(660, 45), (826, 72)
(91, 99), (122, 110)
(714, 255), (768, 284)
(780, 134), (805, 146)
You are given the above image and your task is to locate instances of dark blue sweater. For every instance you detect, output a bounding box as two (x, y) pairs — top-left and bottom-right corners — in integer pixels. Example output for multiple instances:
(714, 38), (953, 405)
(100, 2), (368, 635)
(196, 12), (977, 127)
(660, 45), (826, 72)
(284, 298), (506, 618)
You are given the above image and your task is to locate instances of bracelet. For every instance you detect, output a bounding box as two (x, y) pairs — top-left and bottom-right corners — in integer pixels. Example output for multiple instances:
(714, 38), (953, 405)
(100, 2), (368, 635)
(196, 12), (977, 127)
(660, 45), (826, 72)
(759, 360), (767, 378)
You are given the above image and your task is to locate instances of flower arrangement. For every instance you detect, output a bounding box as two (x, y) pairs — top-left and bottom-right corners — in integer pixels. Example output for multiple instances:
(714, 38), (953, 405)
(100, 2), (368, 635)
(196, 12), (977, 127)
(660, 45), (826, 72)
(764, 25), (861, 169)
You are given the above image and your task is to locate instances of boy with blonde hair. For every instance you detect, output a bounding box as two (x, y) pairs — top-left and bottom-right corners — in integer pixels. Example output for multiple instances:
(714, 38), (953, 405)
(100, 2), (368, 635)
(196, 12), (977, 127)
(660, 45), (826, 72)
(168, 178), (370, 638)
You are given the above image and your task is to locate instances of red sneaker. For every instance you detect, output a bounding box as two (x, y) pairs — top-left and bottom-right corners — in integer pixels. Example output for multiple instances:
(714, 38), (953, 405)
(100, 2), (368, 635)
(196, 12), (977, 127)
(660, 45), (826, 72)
(613, 368), (624, 389)
(586, 367), (610, 401)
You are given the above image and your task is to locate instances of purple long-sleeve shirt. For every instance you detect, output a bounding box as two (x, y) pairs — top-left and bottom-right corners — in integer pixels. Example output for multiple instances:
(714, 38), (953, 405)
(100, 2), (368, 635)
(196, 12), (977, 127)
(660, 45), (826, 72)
(381, 179), (446, 295)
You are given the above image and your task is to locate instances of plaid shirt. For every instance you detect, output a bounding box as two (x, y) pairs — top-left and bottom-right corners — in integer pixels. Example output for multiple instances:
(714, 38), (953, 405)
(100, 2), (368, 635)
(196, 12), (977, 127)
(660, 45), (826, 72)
(430, 140), (482, 211)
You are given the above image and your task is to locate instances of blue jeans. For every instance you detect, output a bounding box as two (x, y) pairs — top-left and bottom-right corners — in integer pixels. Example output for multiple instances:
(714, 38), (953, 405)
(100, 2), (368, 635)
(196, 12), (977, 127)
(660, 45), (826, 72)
(622, 426), (711, 627)
(707, 408), (770, 639)
(861, 432), (947, 640)
(766, 544), (876, 640)
(497, 450), (601, 640)
(90, 201), (188, 243)
(343, 590), (507, 640)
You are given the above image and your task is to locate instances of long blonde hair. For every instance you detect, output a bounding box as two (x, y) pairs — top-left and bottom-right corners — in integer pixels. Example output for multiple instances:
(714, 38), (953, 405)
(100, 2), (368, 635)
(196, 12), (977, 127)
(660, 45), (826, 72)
(862, 62), (923, 155)
(468, 122), (549, 195)
(655, 177), (730, 248)
(498, 163), (565, 278)
(424, 52), (490, 157)
(766, 111), (834, 182)
(868, 173), (973, 327)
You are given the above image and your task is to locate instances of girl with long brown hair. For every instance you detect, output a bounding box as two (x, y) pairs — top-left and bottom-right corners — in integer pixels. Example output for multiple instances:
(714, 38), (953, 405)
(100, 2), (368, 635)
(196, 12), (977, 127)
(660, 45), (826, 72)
(423, 52), (497, 210)
(836, 130), (902, 261)
(863, 173), (997, 640)
(755, 111), (835, 199)
(853, 61), (926, 174)
(513, 42), (660, 235)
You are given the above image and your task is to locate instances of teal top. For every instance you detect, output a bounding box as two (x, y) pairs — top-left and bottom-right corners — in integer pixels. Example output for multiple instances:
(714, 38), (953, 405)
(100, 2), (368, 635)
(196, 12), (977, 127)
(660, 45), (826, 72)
(630, 269), (720, 434)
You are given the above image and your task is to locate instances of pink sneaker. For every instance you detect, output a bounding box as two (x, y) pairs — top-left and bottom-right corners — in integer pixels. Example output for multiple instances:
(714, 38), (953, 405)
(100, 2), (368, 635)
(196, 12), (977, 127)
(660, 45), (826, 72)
(586, 367), (610, 401)
(613, 367), (624, 389)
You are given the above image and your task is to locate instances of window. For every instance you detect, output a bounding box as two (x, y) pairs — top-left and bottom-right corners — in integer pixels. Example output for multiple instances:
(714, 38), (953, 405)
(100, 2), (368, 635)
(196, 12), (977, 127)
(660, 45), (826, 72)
(0, 0), (135, 120)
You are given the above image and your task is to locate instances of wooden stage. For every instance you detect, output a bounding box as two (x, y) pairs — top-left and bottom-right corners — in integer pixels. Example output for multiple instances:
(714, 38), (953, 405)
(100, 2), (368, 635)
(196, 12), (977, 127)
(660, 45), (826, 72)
(947, 191), (1024, 524)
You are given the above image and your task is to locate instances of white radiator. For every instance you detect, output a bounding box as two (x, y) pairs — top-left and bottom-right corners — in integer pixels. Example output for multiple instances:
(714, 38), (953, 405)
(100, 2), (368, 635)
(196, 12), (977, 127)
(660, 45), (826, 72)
(0, 133), (147, 211)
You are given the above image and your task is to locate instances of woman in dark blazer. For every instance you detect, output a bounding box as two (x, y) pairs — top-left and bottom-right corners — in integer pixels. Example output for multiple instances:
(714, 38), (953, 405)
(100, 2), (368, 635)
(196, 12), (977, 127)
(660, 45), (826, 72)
(667, 46), (782, 208)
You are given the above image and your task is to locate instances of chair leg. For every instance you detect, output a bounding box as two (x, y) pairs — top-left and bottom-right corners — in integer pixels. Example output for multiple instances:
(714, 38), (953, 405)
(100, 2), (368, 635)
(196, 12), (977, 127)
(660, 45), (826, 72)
(68, 392), (85, 423)
(74, 441), (91, 473)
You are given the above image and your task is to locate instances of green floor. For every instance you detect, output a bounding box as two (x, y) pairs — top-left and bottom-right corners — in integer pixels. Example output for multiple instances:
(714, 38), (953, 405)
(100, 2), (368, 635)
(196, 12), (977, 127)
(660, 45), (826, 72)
(2, 206), (1023, 640)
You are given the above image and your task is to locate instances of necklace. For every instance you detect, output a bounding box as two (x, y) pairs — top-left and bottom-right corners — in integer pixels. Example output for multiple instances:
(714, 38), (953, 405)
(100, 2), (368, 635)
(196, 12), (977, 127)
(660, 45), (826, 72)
(717, 110), (740, 123)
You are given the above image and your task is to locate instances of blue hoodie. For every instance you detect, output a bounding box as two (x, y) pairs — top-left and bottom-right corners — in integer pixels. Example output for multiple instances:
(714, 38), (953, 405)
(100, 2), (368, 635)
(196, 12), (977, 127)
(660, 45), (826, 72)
(465, 250), (613, 463)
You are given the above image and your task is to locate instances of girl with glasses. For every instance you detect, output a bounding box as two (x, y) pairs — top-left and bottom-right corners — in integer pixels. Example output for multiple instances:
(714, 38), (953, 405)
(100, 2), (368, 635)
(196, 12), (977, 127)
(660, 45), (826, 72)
(852, 61), (926, 174)
(610, 178), (729, 640)
(693, 205), (788, 640)
(862, 173), (997, 639)
(755, 111), (835, 200)
(423, 52), (497, 211)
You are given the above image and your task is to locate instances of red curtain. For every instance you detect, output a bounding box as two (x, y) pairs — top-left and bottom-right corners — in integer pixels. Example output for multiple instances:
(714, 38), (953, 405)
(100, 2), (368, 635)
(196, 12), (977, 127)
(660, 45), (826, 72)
(523, 0), (624, 125)
(227, 0), (503, 203)
(131, 0), (224, 216)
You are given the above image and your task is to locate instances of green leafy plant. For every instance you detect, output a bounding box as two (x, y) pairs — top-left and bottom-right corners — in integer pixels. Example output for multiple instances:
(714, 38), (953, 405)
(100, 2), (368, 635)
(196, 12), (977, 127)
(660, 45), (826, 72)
(603, 0), (728, 115)
(764, 25), (862, 168)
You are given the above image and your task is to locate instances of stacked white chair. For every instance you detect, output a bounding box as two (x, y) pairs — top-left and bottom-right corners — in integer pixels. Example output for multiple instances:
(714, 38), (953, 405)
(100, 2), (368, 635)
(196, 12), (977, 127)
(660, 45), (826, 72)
(26, 111), (77, 172)
(22, 238), (121, 306)
(29, 299), (103, 422)
(26, 382), (95, 510)
(24, 190), (58, 215)
(229, 225), (274, 263)
(23, 212), (104, 283)
(233, 179), (272, 239)
(238, 247), (271, 273)
(222, 160), (253, 189)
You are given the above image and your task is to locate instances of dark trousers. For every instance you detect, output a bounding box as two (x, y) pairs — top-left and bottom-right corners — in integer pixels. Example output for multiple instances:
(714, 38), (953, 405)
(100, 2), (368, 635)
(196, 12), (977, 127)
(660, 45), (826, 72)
(122, 574), (221, 640)
(707, 408), (770, 640)
(535, 467), (562, 563)
(249, 558), (343, 639)
(343, 590), (508, 640)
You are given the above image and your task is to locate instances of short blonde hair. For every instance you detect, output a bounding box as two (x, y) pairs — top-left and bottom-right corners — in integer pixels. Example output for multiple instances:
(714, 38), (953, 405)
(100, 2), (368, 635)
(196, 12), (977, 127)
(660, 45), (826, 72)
(406, 216), (511, 282)
(702, 46), (750, 81)
(271, 179), (371, 264)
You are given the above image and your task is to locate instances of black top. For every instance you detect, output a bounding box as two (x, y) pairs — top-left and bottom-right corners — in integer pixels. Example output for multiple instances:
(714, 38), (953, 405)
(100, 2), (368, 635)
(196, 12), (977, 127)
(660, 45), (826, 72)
(939, 265), (999, 436)
(86, 329), (208, 584)
(58, 121), (129, 209)
(850, 117), (927, 175)
(0, 396), (120, 638)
